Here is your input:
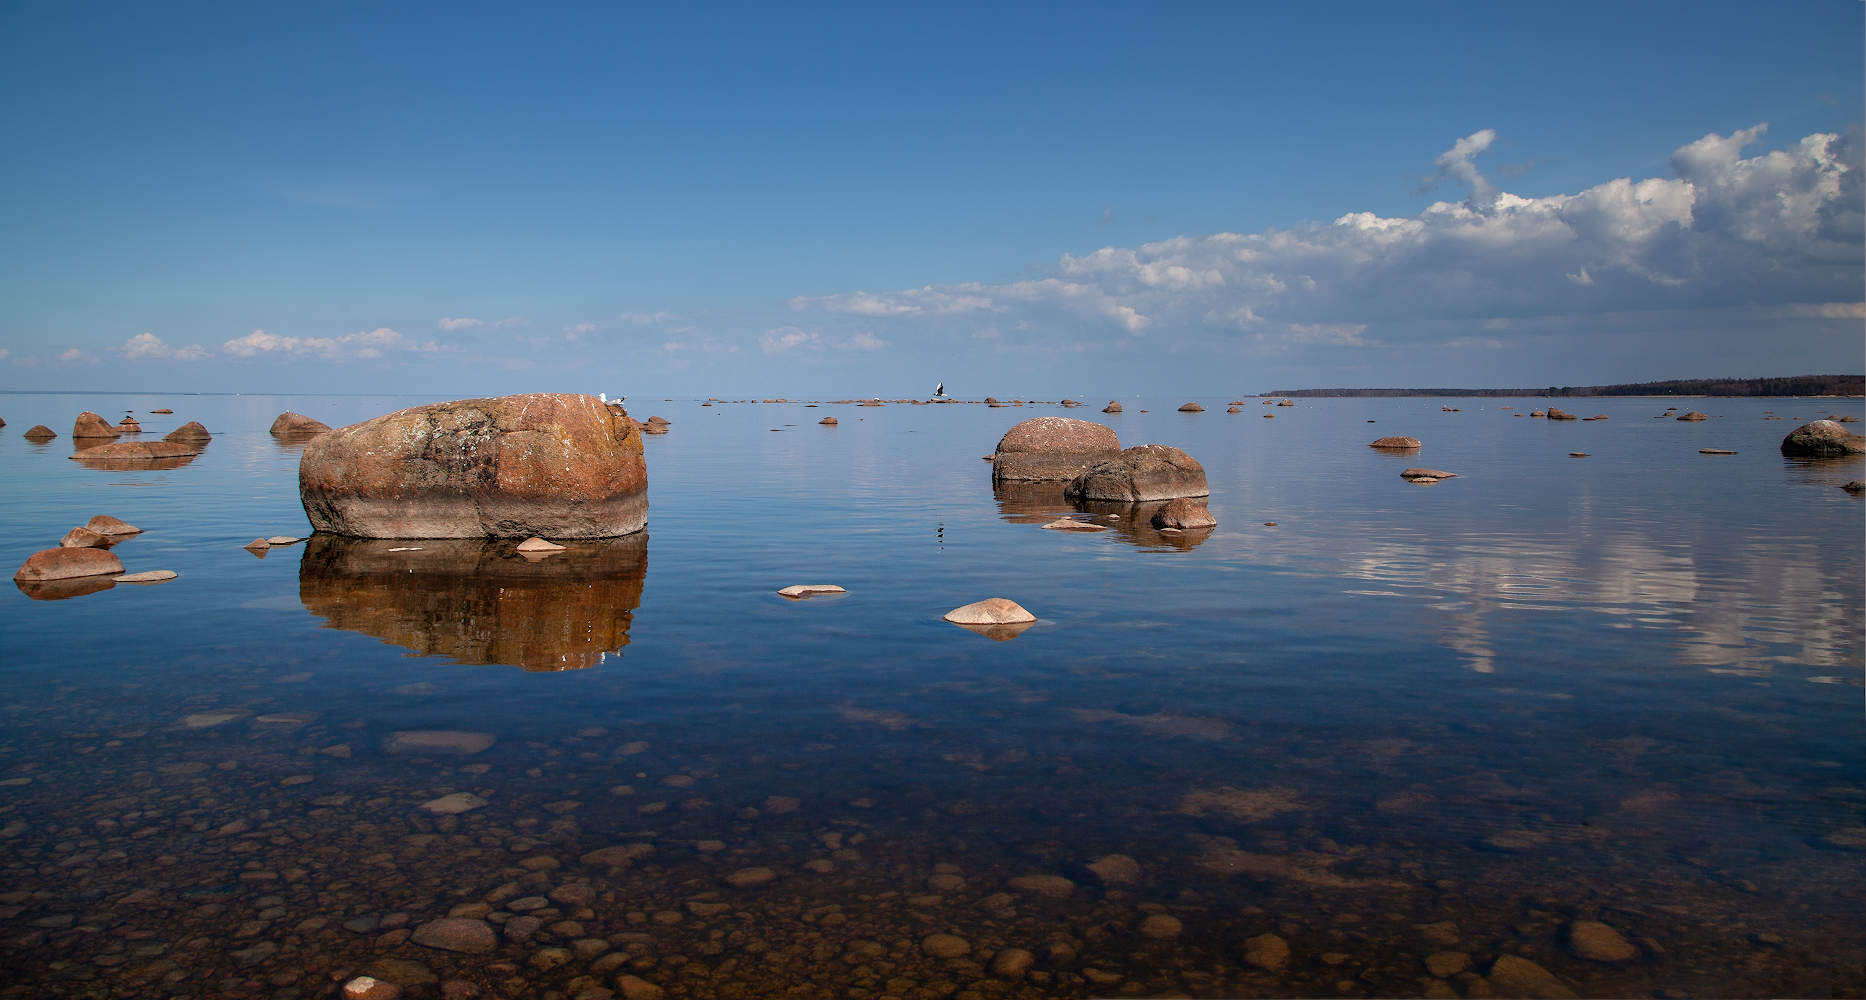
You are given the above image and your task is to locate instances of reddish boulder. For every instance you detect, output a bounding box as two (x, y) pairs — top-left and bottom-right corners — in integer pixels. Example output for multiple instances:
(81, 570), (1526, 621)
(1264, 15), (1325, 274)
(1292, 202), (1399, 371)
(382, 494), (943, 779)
(992, 417), (1121, 482)
(23, 425), (56, 441)
(1150, 498), (1216, 529)
(1177, 402), (1205, 412)
(14, 547), (124, 582)
(73, 412), (120, 439)
(1065, 445), (1209, 501)
(1102, 401), (1123, 413)
(69, 441), (199, 462)
(271, 412), (332, 437)
(1781, 419), (1865, 457)
(86, 515), (142, 535)
(60, 527), (111, 548)
(1547, 407), (1579, 420)
(1676, 411), (1708, 421)
(164, 421), (212, 443)
(1369, 436), (1422, 449)
(1401, 468), (1457, 480)
(299, 393), (648, 539)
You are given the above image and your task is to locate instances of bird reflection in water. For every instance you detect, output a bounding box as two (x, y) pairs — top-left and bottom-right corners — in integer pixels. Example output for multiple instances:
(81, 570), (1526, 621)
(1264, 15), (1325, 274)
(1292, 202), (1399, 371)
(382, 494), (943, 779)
(297, 532), (647, 670)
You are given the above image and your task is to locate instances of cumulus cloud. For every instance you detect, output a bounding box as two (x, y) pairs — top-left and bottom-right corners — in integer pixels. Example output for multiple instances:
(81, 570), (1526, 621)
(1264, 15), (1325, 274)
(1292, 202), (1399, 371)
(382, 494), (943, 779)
(438, 317), (483, 330)
(759, 327), (821, 354)
(120, 333), (209, 361)
(843, 331), (889, 350)
(792, 125), (1862, 347)
(58, 348), (95, 363)
(565, 323), (596, 341)
(222, 328), (449, 360)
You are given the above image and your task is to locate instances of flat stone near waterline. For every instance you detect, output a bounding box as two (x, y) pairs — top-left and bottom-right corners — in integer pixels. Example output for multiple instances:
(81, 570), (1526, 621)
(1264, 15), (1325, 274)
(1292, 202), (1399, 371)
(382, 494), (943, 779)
(114, 571), (178, 584)
(777, 584), (846, 599)
(1039, 519), (1105, 532)
(516, 537), (566, 552)
(267, 536), (305, 545)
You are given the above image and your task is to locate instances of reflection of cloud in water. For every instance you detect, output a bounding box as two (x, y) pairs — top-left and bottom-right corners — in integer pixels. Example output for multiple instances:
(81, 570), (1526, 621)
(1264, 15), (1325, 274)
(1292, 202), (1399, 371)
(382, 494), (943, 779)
(1251, 526), (1852, 675)
(298, 533), (646, 671)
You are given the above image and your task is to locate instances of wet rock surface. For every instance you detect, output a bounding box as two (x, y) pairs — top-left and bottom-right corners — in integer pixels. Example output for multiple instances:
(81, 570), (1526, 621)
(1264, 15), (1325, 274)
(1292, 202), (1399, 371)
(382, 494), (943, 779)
(13, 546), (125, 582)
(72, 411), (121, 439)
(273, 412), (333, 437)
(299, 394), (648, 539)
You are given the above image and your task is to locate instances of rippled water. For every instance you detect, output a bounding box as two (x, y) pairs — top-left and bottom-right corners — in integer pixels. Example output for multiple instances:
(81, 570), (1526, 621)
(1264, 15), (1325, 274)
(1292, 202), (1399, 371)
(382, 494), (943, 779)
(2, 391), (1862, 1000)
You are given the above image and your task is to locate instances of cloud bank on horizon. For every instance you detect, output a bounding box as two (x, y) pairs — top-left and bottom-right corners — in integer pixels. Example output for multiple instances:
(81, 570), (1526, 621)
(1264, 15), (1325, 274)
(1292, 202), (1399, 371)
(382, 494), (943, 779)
(8, 124), (1860, 392)
(792, 125), (1862, 359)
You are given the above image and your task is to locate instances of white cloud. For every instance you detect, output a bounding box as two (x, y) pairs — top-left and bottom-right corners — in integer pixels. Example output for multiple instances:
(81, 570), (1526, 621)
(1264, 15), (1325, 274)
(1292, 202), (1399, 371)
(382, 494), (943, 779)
(1285, 323), (1370, 346)
(0, 348), (8, 361)
(120, 333), (209, 361)
(565, 323), (596, 341)
(620, 311), (676, 325)
(792, 126), (1862, 347)
(58, 348), (96, 363)
(222, 327), (449, 360)
(1786, 301), (1866, 318)
(438, 317), (484, 330)
(759, 327), (822, 354)
(842, 331), (889, 350)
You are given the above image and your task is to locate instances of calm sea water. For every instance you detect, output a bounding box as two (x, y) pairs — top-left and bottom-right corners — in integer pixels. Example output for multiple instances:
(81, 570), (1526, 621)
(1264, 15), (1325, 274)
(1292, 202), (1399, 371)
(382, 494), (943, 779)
(1, 391), (1861, 1000)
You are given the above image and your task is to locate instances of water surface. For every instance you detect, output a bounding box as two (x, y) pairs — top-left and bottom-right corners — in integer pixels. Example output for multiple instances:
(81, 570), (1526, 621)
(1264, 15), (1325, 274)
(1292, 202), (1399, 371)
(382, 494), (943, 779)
(2, 392), (1862, 1000)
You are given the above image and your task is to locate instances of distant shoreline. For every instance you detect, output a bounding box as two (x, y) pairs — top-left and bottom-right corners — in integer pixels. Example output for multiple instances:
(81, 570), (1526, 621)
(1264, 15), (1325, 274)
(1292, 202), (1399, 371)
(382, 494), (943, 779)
(1264, 375), (1864, 399)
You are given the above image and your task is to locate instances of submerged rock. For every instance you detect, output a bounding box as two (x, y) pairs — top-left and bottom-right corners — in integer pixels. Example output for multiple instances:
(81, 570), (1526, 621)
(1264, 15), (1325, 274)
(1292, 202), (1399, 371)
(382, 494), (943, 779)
(410, 918), (496, 953)
(164, 421), (212, 443)
(1781, 419), (1864, 457)
(419, 792), (488, 815)
(1150, 497), (1215, 529)
(72, 412), (120, 438)
(1241, 933), (1289, 970)
(300, 393), (648, 539)
(1086, 854), (1141, 886)
(271, 412), (331, 437)
(1369, 436), (1422, 449)
(991, 417), (1121, 482)
(1066, 445), (1208, 501)
(1006, 874), (1074, 899)
(382, 731), (496, 755)
(14, 547), (124, 582)
(1487, 955), (1578, 998)
(944, 598), (1037, 625)
(1567, 920), (1639, 962)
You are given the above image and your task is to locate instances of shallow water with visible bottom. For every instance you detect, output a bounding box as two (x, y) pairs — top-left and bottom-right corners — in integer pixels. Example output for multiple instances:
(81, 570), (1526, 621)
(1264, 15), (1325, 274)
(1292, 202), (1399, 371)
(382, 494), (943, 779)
(1, 391), (1862, 1000)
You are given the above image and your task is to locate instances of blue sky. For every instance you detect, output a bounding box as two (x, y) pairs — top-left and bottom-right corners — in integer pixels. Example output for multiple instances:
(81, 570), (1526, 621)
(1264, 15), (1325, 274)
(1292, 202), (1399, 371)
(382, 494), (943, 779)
(1, 2), (1860, 396)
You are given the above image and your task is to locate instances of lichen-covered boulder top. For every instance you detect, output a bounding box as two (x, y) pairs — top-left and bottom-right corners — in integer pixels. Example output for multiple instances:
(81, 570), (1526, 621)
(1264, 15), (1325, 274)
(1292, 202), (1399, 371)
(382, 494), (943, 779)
(299, 393), (647, 539)
(991, 417), (1120, 481)
(1781, 419), (1865, 457)
(1065, 444), (1209, 502)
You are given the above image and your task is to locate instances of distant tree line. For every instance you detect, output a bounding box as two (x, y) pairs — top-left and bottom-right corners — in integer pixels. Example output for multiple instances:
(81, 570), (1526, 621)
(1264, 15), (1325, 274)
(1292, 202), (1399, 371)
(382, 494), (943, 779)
(1265, 375), (1864, 398)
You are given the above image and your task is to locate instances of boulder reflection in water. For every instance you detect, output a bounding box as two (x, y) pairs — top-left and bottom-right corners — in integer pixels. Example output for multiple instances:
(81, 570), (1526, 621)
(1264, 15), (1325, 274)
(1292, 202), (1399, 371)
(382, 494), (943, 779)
(298, 533), (647, 670)
(993, 483), (1210, 551)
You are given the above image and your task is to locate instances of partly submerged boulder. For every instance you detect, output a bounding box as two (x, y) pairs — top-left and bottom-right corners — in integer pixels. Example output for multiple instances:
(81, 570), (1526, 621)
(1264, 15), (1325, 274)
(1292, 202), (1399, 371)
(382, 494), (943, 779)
(14, 547), (125, 582)
(299, 393), (648, 539)
(1149, 497), (1215, 529)
(1546, 407), (1578, 420)
(1177, 402), (1204, 412)
(23, 425), (56, 441)
(1369, 436), (1422, 449)
(1401, 468), (1458, 480)
(72, 412), (120, 439)
(1102, 400), (1123, 413)
(86, 515), (142, 536)
(1781, 419), (1865, 457)
(271, 412), (331, 437)
(991, 417), (1121, 482)
(164, 421), (212, 443)
(69, 440), (199, 464)
(1065, 445), (1209, 501)
(1676, 411), (1709, 421)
